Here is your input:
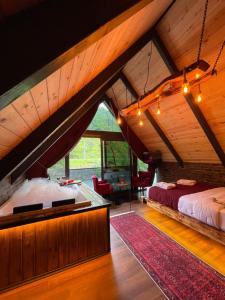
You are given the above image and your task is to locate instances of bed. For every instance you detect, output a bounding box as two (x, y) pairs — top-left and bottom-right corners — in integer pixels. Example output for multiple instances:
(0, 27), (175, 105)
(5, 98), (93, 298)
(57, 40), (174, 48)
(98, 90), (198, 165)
(146, 182), (225, 246)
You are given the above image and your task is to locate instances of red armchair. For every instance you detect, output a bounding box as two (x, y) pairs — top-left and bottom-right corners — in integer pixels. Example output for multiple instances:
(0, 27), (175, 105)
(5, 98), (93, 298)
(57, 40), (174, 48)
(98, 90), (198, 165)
(92, 176), (113, 196)
(132, 171), (155, 191)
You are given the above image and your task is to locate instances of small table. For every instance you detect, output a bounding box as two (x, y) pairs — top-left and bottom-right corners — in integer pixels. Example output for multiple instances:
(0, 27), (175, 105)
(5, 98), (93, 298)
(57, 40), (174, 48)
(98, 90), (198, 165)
(115, 182), (129, 190)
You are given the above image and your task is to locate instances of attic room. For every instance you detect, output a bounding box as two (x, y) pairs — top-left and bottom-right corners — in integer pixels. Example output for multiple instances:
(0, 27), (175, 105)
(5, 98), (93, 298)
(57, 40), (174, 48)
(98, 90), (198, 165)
(0, 0), (225, 299)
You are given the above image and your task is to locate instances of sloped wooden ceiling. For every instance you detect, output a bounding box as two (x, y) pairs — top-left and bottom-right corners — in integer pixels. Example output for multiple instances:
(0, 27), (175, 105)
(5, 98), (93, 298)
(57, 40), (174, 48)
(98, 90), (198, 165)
(0, 0), (171, 160)
(108, 0), (225, 164)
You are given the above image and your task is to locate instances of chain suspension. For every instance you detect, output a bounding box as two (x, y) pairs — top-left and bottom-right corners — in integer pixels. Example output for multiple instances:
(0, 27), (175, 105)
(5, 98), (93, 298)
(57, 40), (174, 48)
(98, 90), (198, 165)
(197, 0), (209, 63)
(211, 40), (225, 75)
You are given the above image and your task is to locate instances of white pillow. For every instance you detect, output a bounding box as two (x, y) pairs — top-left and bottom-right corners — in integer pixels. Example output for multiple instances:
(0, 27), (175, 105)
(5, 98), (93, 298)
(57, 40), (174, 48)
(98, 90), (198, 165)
(177, 179), (197, 186)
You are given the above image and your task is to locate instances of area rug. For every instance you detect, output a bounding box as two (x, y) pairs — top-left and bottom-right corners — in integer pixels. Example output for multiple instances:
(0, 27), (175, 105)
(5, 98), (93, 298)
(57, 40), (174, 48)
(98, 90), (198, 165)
(110, 212), (225, 300)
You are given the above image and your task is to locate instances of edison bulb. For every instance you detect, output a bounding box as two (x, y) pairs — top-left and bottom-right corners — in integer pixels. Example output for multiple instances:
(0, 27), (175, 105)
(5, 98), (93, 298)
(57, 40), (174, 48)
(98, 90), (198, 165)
(156, 108), (161, 115)
(117, 117), (122, 125)
(139, 120), (143, 126)
(137, 109), (142, 116)
(195, 73), (200, 79)
(182, 82), (190, 94)
(196, 93), (203, 103)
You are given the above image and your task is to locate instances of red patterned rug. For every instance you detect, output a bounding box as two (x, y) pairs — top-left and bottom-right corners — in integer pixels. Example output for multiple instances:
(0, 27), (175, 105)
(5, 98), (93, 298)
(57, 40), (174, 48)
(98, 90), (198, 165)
(110, 212), (225, 300)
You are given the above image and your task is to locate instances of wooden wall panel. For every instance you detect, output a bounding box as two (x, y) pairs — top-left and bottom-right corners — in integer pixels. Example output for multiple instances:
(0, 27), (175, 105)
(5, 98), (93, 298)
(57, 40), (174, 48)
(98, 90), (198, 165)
(0, 208), (109, 291)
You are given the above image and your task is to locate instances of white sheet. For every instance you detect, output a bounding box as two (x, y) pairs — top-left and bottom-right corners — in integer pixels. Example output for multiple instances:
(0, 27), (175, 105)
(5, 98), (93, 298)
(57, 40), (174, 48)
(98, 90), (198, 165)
(178, 187), (225, 230)
(0, 178), (87, 216)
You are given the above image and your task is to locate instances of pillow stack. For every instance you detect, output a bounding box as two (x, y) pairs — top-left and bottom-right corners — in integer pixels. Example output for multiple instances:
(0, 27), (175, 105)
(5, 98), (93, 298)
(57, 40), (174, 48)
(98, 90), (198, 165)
(177, 179), (197, 186)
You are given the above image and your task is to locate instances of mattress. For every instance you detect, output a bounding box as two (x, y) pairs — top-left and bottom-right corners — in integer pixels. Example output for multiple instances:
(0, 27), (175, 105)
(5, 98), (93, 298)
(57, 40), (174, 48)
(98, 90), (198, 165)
(178, 187), (225, 230)
(148, 183), (215, 210)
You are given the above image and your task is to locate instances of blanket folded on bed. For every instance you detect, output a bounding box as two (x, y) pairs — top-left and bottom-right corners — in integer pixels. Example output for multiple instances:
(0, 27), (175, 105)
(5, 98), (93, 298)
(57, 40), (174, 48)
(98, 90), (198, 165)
(155, 182), (176, 190)
(177, 179), (197, 186)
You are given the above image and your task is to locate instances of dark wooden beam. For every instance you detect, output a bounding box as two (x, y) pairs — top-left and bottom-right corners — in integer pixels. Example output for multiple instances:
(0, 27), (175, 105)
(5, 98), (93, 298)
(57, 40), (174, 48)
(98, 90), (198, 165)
(152, 31), (225, 166)
(84, 130), (124, 141)
(0, 0), (154, 109)
(119, 72), (139, 100)
(120, 72), (183, 165)
(1, 27), (155, 182)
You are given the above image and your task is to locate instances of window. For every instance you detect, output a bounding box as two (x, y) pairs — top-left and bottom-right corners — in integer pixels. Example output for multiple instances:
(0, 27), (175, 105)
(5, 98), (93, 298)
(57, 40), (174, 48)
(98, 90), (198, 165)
(69, 137), (101, 168)
(105, 141), (129, 167)
(48, 158), (65, 179)
(87, 103), (120, 132)
(137, 159), (148, 172)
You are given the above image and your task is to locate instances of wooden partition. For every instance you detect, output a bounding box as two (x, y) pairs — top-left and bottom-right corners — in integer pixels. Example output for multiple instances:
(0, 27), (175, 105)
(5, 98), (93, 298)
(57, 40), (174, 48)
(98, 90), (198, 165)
(0, 207), (109, 291)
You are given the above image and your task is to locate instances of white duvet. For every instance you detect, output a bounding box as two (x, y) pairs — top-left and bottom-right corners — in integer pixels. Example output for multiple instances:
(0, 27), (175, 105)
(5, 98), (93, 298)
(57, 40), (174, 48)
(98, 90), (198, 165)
(178, 187), (225, 231)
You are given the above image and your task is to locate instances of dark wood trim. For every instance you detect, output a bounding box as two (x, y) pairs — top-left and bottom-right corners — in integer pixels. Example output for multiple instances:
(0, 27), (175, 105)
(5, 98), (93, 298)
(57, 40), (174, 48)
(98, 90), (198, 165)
(84, 130), (124, 141)
(65, 154), (70, 178)
(152, 31), (225, 166)
(120, 72), (183, 166)
(0, 0), (154, 109)
(119, 71), (139, 100)
(2, 28), (155, 182)
(101, 139), (104, 180)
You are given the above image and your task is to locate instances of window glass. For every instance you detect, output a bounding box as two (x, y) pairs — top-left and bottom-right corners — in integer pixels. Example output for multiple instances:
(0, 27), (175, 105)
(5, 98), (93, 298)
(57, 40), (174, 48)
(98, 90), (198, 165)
(88, 103), (120, 132)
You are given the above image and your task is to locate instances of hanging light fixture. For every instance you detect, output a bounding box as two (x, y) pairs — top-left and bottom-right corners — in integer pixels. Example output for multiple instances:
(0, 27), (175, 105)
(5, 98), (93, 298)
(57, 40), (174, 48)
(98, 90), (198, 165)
(139, 119), (143, 126)
(182, 68), (190, 95)
(137, 100), (142, 116)
(117, 114), (122, 125)
(196, 85), (203, 103)
(156, 97), (161, 115)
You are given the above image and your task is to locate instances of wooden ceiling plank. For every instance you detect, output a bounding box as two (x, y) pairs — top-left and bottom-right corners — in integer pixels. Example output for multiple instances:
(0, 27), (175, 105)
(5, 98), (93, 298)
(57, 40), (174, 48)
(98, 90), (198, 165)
(30, 80), (49, 124)
(12, 91), (41, 131)
(120, 71), (183, 165)
(0, 0), (154, 109)
(152, 31), (225, 166)
(1, 28), (155, 181)
(46, 69), (61, 115)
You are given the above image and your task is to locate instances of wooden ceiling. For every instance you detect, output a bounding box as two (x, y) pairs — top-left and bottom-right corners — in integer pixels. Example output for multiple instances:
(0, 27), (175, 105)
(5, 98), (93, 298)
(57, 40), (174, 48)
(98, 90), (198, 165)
(0, 0), (171, 160)
(107, 0), (225, 164)
(1, 0), (225, 181)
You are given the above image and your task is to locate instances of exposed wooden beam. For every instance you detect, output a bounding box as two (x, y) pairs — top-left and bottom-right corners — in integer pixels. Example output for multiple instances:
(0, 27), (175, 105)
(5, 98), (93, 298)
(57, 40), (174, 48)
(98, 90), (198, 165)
(120, 72), (183, 165)
(84, 130), (124, 141)
(152, 31), (225, 166)
(1, 27), (155, 182)
(119, 72), (139, 100)
(0, 0), (154, 109)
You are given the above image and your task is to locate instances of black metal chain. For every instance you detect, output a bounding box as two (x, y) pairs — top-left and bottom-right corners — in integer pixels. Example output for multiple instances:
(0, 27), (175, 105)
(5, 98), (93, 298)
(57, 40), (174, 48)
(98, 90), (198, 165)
(144, 41), (153, 94)
(211, 40), (225, 75)
(111, 86), (119, 110)
(197, 0), (209, 63)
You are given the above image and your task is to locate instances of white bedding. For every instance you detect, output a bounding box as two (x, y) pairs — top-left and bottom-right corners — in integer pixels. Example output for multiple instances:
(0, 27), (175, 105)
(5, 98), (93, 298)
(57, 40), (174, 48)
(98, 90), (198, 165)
(178, 187), (225, 230)
(0, 178), (86, 216)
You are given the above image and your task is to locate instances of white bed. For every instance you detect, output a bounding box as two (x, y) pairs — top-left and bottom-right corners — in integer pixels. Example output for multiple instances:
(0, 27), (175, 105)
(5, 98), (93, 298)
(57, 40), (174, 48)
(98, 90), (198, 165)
(178, 187), (225, 231)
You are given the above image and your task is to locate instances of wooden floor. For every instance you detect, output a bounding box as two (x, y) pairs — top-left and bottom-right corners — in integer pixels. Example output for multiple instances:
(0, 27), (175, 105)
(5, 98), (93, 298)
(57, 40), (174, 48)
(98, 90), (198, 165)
(1, 199), (225, 300)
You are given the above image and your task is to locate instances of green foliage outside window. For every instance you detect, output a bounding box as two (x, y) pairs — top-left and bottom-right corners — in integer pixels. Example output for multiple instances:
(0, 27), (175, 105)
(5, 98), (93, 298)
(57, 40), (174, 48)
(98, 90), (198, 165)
(105, 141), (129, 167)
(88, 103), (120, 132)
